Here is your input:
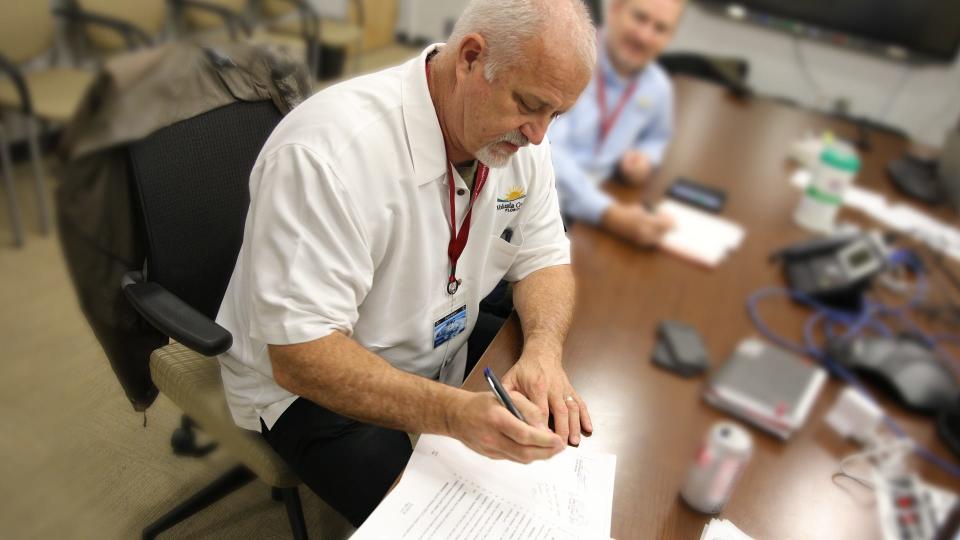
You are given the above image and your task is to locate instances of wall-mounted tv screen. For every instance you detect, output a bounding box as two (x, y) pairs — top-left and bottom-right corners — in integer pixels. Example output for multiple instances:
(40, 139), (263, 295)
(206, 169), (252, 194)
(696, 0), (960, 62)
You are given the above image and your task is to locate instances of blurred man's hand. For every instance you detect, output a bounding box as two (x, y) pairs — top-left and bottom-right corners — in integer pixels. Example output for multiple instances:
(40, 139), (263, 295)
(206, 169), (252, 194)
(601, 203), (675, 247)
(619, 149), (653, 185)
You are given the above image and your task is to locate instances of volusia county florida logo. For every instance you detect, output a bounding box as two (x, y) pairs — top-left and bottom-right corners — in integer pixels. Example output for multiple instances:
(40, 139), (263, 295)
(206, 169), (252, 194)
(497, 185), (526, 213)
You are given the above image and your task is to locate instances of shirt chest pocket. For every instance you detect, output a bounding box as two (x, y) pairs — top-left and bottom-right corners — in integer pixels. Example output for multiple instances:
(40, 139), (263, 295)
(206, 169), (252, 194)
(477, 224), (524, 296)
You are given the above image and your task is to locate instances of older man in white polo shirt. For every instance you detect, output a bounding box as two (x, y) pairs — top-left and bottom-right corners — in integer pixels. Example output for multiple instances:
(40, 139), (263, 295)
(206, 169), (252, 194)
(216, 0), (596, 526)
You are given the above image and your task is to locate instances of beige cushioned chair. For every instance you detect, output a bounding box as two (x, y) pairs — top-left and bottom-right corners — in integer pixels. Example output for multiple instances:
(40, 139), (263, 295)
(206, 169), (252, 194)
(0, 3), (96, 122)
(150, 343), (299, 490)
(0, 0), (168, 247)
(72, 0), (168, 56)
(259, 0), (365, 74)
(0, 1), (95, 246)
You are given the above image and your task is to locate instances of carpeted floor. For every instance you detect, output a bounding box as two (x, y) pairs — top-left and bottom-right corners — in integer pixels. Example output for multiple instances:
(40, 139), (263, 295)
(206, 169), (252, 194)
(0, 43), (420, 540)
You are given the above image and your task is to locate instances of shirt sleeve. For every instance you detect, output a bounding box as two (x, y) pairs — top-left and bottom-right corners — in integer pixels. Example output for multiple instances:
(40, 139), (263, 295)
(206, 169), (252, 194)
(504, 142), (572, 283)
(548, 114), (614, 225)
(244, 144), (374, 345)
(634, 77), (674, 167)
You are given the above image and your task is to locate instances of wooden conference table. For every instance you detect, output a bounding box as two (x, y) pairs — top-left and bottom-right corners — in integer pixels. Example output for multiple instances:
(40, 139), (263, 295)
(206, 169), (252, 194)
(463, 76), (960, 539)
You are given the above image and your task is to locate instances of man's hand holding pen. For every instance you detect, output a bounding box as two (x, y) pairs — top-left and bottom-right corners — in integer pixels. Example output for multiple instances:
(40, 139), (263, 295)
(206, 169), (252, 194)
(444, 379), (563, 463)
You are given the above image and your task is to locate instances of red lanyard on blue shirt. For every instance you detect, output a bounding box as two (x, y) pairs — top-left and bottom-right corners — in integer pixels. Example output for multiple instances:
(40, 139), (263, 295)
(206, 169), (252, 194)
(426, 58), (490, 295)
(595, 66), (638, 154)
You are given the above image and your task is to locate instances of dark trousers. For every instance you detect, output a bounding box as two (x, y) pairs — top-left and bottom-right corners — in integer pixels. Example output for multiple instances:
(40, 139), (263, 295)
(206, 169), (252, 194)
(262, 310), (506, 527)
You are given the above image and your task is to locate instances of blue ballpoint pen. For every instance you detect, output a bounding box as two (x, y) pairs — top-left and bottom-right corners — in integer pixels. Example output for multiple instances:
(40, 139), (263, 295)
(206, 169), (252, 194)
(483, 367), (527, 423)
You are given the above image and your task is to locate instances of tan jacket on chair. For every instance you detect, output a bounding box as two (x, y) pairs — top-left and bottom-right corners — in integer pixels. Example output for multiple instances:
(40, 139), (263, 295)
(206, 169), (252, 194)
(56, 41), (310, 411)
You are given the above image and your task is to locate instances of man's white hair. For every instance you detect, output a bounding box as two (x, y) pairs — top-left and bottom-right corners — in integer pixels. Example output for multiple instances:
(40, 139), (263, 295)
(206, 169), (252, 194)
(445, 0), (597, 81)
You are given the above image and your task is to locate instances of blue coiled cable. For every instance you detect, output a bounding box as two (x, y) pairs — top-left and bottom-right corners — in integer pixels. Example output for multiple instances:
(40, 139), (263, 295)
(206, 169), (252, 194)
(744, 249), (960, 479)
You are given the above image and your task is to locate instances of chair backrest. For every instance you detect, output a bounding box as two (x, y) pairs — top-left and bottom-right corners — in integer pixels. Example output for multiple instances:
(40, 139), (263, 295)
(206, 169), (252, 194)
(260, 0), (379, 51)
(260, 0), (359, 24)
(78, 0), (168, 51)
(127, 100), (283, 319)
(0, 1), (55, 63)
(183, 0), (247, 32)
(260, 0), (298, 19)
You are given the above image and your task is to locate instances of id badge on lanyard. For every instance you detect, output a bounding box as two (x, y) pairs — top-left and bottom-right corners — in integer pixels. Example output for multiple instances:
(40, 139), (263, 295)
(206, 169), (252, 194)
(433, 286), (467, 350)
(424, 55), (480, 358)
(434, 161), (480, 350)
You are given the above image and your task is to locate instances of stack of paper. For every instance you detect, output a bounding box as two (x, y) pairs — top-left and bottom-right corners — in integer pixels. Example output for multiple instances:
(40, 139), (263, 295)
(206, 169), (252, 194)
(352, 434), (617, 540)
(700, 518), (754, 540)
(656, 200), (746, 268)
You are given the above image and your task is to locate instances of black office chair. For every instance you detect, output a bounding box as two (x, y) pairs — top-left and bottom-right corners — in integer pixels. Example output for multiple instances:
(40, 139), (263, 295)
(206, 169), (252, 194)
(119, 99), (309, 539)
(659, 52), (752, 97)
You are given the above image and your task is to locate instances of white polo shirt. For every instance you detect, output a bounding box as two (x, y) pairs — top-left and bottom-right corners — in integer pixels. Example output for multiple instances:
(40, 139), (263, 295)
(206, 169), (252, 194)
(216, 45), (571, 431)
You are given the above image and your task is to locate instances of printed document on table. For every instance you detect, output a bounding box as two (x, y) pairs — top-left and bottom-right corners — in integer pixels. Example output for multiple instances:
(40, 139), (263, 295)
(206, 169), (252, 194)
(656, 199), (745, 267)
(352, 434), (617, 540)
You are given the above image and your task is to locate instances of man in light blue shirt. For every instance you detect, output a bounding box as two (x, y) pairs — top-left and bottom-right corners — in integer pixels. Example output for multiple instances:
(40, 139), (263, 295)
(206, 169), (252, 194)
(549, 0), (684, 246)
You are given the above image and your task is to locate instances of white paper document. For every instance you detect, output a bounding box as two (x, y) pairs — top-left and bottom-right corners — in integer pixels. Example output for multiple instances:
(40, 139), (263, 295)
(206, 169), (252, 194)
(352, 434), (617, 540)
(656, 199), (746, 267)
(699, 518), (754, 540)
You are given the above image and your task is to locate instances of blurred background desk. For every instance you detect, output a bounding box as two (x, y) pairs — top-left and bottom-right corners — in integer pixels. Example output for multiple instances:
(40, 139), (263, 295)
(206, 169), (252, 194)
(465, 76), (960, 540)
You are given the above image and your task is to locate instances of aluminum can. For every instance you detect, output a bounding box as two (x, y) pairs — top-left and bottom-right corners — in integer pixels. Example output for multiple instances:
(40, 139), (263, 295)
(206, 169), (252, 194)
(680, 421), (753, 514)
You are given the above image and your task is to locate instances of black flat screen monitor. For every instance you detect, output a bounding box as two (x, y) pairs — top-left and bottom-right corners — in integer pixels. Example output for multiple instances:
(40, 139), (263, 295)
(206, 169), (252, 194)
(697, 1), (960, 62)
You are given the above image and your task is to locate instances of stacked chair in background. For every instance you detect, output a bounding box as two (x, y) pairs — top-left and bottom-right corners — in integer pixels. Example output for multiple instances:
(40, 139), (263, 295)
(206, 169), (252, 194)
(0, 1), (94, 246)
(175, 0), (323, 79)
(0, 0), (379, 247)
(258, 0), (366, 76)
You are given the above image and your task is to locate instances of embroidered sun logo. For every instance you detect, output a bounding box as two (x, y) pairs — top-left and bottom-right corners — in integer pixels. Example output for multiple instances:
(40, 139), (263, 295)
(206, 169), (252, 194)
(498, 186), (526, 203)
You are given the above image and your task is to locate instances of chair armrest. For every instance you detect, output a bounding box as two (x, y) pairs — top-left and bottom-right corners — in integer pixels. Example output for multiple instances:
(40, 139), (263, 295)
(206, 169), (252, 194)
(53, 6), (153, 51)
(172, 0), (253, 40)
(121, 272), (233, 356)
(0, 53), (32, 115)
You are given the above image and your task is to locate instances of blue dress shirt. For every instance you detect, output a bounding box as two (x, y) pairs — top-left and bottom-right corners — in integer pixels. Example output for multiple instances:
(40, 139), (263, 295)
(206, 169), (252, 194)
(548, 41), (674, 224)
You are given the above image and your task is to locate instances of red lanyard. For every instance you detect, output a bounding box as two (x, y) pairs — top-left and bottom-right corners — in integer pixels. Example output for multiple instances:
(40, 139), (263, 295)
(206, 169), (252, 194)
(426, 58), (490, 295)
(444, 160), (489, 294)
(595, 67), (638, 153)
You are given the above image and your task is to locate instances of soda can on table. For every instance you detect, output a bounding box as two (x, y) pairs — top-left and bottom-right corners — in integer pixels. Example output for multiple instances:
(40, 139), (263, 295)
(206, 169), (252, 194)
(680, 421), (754, 514)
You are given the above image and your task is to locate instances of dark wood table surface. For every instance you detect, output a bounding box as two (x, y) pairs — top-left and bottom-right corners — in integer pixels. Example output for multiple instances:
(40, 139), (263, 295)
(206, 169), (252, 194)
(463, 76), (960, 540)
